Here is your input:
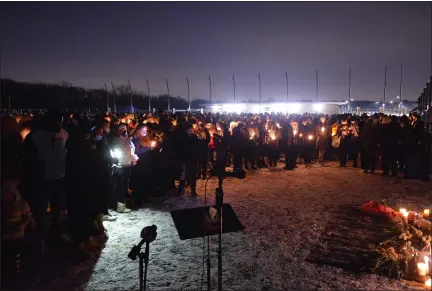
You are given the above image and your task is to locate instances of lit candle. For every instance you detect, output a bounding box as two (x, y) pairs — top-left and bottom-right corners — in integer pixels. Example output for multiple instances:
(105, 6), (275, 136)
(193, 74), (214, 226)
(418, 262), (428, 276)
(321, 127), (325, 133)
(293, 130), (297, 136)
(270, 133), (276, 141)
(399, 208), (407, 214)
(402, 211), (409, 224)
(299, 133), (303, 138)
(425, 278), (431, 288)
(424, 209), (430, 217)
(151, 141), (156, 148)
(217, 127), (221, 131)
(308, 135), (313, 140)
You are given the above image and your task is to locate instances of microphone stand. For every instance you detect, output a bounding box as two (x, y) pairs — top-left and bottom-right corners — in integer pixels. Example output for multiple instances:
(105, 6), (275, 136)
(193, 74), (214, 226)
(216, 176), (224, 291)
(138, 242), (150, 291)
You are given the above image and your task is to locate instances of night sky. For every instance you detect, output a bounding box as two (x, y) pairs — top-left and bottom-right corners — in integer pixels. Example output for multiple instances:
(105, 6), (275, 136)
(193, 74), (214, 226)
(1, 2), (430, 102)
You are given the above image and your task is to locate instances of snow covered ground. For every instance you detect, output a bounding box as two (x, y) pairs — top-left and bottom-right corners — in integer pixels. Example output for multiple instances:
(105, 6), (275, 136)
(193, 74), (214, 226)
(45, 162), (432, 290)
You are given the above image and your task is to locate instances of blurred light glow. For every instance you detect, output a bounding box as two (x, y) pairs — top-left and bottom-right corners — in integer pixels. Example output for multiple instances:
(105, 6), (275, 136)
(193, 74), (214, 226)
(313, 103), (324, 112)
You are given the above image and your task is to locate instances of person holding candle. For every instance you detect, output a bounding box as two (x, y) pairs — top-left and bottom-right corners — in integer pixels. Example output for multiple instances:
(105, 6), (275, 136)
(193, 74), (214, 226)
(316, 115), (330, 167)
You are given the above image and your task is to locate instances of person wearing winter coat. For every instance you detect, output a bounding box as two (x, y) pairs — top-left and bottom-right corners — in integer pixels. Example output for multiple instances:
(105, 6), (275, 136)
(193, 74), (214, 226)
(316, 116), (331, 167)
(1, 116), (33, 288)
(107, 124), (137, 213)
(379, 116), (398, 176)
(178, 123), (200, 196)
(280, 120), (296, 170)
(196, 122), (211, 179)
(23, 107), (68, 246)
(360, 118), (379, 173)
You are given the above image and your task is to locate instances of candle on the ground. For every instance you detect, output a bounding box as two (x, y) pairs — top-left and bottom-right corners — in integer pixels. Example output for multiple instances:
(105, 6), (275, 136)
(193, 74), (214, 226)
(402, 211), (409, 224)
(418, 262), (428, 276)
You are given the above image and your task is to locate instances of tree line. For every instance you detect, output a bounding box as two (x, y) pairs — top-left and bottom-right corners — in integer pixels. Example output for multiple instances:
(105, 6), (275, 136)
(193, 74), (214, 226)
(0, 79), (209, 112)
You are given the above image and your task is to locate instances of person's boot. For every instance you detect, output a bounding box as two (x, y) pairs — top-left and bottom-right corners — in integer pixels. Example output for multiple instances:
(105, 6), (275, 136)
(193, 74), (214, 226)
(116, 202), (131, 213)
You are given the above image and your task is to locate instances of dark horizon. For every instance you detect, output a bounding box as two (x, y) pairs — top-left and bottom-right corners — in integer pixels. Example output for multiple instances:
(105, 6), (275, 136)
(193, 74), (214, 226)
(1, 2), (430, 102)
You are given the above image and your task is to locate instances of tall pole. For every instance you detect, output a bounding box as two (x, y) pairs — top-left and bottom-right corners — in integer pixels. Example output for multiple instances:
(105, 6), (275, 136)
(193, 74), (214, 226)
(384, 66), (387, 102)
(285, 72), (289, 102)
(399, 66), (403, 100)
(349, 68), (352, 101)
(316, 70), (319, 102)
(258, 74), (262, 113)
(128, 80), (133, 113)
(186, 77), (191, 111)
(209, 76), (212, 111)
(165, 78), (170, 111)
(104, 83), (109, 112)
(110, 82), (117, 114)
(232, 75), (236, 104)
(146, 80), (151, 112)
(8, 95), (11, 111)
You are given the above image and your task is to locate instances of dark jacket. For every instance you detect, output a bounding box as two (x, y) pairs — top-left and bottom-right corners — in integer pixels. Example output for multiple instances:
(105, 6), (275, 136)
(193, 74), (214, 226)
(360, 122), (378, 152)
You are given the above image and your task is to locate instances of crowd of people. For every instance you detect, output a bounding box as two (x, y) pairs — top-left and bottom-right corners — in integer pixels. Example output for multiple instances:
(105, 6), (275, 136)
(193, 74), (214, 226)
(1, 107), (429, 288)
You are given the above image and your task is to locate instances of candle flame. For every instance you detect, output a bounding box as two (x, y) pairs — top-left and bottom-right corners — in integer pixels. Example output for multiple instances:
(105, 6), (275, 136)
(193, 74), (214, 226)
(151, 141), (156, 148)
(321, 127), (325, 132)
(425, 278), (431, 287)
(308, 135), (313, 140)
(293, 130), (297, 136)
(399, 208), (407, 214)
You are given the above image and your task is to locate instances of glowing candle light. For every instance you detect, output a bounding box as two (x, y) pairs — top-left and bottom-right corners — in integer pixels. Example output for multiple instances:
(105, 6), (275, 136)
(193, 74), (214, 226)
(308, 135), (313, 140)
(399, 208), (407, 214)
(418, 262), (428, 276)
(217, 127), (221, 131)
(151, 141), (157, 148)
(402, 211), (409, 224)
(424, 209), (430, 217)
(425, 278), (431, 288)
(321, 127), (325, 133)
(293, 130), (297, 136)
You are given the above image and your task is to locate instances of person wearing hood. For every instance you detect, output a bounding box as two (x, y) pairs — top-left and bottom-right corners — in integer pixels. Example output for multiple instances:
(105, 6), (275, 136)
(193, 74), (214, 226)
(379, 116), (398, 176)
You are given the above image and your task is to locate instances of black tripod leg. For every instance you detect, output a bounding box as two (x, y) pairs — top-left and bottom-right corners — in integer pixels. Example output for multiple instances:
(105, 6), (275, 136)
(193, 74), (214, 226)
(207, 235), (211, 291)
(144, 243), (150, 291)
(139, 254), (144, 291)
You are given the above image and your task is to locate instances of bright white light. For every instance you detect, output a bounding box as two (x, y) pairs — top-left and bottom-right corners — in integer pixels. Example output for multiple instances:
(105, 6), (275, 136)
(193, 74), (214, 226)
(110, 149), (122, 159)
(222, 103), (245, 113)
(375, 101), (379, 104)
(396, 96), (400, 99)
(313, 103), (324, 112)
(350, 98), (354, 101)
(288, 103), (301, 113)
(390, 101), (393, 104)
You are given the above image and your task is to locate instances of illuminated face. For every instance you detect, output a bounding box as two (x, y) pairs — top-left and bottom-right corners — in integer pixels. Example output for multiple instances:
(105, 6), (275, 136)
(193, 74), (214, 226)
(192, 124), (197, 130)
(139, 127), (148, 137)
(320, 117), (326, 123)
